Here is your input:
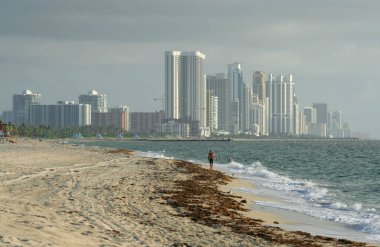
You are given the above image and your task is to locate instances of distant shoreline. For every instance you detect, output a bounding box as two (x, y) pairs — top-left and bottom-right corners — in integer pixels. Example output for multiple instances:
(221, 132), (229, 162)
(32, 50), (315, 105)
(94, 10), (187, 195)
(69, 137), (362, 142)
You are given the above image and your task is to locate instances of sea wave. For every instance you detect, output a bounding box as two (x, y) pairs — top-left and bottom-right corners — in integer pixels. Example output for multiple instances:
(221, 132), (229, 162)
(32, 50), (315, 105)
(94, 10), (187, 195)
(215, 160), (380, 241)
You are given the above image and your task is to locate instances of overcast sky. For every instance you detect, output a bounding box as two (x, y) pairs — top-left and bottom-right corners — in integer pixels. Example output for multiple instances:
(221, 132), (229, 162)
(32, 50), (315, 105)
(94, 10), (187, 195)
(1, 0), (379, 138)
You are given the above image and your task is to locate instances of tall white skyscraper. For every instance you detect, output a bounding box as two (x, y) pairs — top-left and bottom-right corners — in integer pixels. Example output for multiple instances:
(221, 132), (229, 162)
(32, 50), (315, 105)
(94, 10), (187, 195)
(165, 51), (206, 135)
(12, 89), (41, 125)
(79, 90), (107, 113)
(271, 74), (295, 135)
(253, 71), (268, 135)
(206, 91), (218, 132)
(266, 73), (274, 134)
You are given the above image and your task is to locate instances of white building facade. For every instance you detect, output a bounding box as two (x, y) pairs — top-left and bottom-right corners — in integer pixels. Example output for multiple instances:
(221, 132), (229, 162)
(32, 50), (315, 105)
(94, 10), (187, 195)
(29, 101), (91, 128)
(165, 51), (206, 135)
(79, 90), (107, 113)
(12, 89), (41, 125)
(271, 74), (295, 135)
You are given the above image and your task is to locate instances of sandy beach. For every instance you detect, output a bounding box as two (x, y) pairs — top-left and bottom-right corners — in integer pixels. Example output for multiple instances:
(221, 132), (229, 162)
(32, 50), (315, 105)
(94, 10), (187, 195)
(0, 139), (372, 246)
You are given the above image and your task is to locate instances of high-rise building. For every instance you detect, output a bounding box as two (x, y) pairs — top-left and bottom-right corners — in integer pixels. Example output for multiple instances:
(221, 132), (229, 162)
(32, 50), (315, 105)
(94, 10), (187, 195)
(293, 96), (300, 135)
(206, 73), (228, 131)
(79, 90), (107, 113)
(228, 62), (250, 134)
(312, 103), (328, 125)
(109, 106), (130, 131)
(130, 111), (164, 134)
(312, 103), (328, 137)
(271, 74), (295, 135)
(266, 73), (274, 134)
(2, 111), (13, 124)
(303, 106), (317, 135)
(12, 89), (41, 125)
(253, 71), (268, 136)
(206, 91), (218, 132)
(165, 51), (206, 135)
(332, 110), (343, 129)
(303, 107), (317, 125)
(330, 110), (343, 138)
(253, 71), (266, 104)
(250, 102), (262, 136)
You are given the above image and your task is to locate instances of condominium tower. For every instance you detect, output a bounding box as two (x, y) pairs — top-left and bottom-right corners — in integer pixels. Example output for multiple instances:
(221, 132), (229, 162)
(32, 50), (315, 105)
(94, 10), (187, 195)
(12, 89), (41, 125)
(79, 90), (107, 113)
(165, 51), (206, 134)
(271, 74), (295, 135)
(206, 73), (228, 131)
(228, 63), (249, 134)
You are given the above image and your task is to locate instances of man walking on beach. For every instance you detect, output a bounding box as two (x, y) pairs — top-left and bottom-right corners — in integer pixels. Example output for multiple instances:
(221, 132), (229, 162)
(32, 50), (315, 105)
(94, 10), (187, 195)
(208, 150), (215, 169)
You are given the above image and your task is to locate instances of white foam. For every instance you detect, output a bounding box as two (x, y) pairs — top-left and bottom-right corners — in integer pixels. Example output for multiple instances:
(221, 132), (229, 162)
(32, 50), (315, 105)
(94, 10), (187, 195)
(331, 202), (348, 210)
(350, 203), (362, 211)
(137, 151), (174, 159)
(216, 160), (380, 242)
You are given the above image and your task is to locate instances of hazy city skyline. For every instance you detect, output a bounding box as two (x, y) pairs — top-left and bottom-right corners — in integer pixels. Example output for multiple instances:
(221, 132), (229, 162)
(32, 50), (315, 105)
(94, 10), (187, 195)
(1, 1), (379, 138)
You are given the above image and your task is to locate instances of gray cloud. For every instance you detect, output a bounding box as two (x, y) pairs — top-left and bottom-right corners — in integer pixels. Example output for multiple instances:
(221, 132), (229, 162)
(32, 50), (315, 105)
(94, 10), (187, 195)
(1, 0), (380, 137)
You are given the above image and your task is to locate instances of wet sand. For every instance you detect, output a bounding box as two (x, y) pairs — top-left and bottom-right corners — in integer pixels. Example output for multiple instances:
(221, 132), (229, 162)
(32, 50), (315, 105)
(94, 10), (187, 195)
(0, 139), (371, 246)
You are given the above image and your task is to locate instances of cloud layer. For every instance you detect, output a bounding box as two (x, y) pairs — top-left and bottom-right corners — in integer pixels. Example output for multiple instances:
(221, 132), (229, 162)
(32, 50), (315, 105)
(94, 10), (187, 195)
(1, 0), (379, 137)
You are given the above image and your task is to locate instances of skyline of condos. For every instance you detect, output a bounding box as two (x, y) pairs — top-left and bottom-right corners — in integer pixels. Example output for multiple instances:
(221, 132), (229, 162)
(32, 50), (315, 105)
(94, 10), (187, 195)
(0, 50), (359, 138)
(164, 51), (206, 136)
(79, 90), (108, 113)
(12, 89), (41, 125)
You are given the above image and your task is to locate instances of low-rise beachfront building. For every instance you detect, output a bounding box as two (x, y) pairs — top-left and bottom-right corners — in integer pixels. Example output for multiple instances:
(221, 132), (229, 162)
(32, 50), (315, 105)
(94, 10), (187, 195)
(130, 110), (164, 134)
(109, 106), (130, 131)
(29, 101), (91, 128)
(0, 121), (9, 137)
(160, 121), (190, 138)
(91, 111), (128, 131)
(308, 123), (327, 137)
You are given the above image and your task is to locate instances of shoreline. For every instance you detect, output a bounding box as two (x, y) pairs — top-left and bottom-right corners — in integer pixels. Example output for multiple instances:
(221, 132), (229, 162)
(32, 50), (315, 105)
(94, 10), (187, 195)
(0, 139), (374, 246)
(220, 175), (378, 245)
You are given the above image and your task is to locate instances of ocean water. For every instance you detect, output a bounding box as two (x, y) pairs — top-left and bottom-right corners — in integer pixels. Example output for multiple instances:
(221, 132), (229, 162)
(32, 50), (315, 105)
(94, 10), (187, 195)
(76, 139), (380, 243)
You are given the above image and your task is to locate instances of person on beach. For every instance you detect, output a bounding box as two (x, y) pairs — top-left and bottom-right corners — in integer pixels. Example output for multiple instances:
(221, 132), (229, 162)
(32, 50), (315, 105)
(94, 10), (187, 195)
(208, 150), (215, 169)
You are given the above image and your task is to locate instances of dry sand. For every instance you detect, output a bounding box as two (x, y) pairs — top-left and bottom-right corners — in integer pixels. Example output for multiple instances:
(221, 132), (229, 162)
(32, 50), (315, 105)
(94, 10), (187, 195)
(0, 139), (371, 246)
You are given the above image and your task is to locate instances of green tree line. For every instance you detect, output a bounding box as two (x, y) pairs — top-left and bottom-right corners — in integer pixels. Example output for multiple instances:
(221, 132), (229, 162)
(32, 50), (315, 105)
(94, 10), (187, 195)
(6, 123), (129, 139)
